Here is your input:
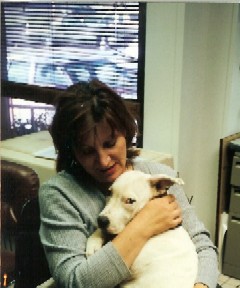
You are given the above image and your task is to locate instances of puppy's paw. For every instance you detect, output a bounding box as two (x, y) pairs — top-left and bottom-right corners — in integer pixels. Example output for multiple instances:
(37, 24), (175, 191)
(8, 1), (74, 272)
(86, 229), (104, 257)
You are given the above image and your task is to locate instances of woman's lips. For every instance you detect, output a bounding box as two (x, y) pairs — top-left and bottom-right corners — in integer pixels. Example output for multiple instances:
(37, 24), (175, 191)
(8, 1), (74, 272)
(101, 163), (116, 176)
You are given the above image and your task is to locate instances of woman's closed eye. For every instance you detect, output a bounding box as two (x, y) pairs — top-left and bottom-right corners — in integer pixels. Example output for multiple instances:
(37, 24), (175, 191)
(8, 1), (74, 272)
(103, 138), (116, 149)
(80, 147), (95, 156)
(77, 139), (116, 156)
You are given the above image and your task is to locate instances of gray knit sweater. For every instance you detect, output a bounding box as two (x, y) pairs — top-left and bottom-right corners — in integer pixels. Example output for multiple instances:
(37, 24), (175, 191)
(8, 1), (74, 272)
(39, 159), (219, 288)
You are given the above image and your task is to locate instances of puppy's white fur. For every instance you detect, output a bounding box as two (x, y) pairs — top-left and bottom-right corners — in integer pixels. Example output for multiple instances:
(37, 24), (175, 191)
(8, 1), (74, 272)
(87, 170), (198, 288)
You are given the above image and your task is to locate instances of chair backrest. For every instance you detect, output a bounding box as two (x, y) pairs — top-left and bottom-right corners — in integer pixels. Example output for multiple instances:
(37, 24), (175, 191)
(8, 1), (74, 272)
(1, 160), (40, 225)
(1, 160), (40, 286)
(14, 198), (51, 288)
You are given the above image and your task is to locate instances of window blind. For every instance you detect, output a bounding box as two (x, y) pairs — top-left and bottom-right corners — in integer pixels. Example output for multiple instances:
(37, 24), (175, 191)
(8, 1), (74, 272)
(3, 2), (140, 99)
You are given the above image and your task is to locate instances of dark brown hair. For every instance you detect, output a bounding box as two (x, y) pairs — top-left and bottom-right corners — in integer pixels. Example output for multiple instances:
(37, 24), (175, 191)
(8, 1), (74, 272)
(50, 79), (138, 172)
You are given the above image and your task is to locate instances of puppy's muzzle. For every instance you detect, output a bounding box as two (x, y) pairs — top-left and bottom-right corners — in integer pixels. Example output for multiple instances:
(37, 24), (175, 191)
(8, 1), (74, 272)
(97, 215), (110, 229)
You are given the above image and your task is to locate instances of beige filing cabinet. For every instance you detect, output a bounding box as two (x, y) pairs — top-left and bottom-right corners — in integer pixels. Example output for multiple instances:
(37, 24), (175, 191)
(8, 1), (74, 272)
(223, 150), (240, 279)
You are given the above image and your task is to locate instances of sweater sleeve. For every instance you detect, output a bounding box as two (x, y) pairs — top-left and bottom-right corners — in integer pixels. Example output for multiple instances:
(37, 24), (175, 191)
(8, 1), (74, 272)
(39, 175), (131, 288)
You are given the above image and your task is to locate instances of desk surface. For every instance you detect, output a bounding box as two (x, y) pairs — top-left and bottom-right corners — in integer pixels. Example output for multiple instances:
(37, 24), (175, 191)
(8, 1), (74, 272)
(1, 131), (56, 183)
(1, 130), (53, 154)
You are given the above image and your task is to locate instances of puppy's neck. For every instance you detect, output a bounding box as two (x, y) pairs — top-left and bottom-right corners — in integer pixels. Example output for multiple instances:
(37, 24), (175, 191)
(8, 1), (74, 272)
(152, 191), (168, 199)
(102, 230), (116, 243)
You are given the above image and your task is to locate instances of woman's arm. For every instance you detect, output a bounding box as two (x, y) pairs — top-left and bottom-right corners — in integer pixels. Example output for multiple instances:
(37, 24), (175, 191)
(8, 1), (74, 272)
(39, 181), (130, 288)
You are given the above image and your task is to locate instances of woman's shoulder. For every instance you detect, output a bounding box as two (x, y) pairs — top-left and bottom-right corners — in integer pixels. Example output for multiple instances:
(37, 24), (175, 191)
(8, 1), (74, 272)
(40, 170), (76, 188)
(132, 158), (177, 177)
(39, 170), (101, 198)
(38, 170), (104, 213)
(38, 171), (78, 200)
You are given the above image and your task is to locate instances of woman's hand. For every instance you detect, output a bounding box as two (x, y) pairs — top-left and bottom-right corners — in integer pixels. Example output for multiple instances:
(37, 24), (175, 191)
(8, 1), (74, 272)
(194, 284), (208, 288)
(135, 194), (182, 239)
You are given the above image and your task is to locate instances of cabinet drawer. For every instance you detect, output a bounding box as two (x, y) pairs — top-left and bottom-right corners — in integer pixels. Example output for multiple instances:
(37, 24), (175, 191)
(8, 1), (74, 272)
(229, 187), (240, 215)
(223, 214), (240, 279)
(231, 155), (240, 187)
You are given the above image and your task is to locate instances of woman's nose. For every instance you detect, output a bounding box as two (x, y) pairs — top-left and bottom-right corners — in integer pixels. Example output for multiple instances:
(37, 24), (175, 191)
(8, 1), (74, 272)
(97, 150), (111, 166)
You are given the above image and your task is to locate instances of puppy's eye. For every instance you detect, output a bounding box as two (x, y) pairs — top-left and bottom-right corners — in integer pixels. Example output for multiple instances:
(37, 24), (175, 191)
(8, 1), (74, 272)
(156, 183), (162, 190)
(125, 198), (136, 204)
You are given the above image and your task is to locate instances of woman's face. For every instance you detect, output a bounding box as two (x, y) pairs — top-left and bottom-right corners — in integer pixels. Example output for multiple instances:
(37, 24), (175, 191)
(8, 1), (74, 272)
(74, 120), (127, 185)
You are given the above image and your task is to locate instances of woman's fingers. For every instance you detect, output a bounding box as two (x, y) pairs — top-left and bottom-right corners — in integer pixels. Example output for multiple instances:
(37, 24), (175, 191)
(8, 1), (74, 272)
(136, 194), (182, 236)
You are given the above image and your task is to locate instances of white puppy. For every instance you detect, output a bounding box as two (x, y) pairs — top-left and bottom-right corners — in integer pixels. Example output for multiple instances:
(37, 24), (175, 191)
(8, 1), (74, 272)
(87, 170), (198, 288)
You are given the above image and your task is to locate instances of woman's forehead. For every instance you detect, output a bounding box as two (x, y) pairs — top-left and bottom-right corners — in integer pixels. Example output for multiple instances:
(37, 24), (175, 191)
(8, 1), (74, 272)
(76, 120), (115, 146)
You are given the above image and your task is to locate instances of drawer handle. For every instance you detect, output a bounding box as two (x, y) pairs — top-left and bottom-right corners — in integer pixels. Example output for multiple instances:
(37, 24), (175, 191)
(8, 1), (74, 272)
(235, 161), (240, 168)
(234, 188), (240, 195)
(232, 216), (240, 224)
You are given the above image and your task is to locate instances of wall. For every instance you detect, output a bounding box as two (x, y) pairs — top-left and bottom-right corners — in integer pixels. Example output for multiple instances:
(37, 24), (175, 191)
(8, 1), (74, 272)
(144, 3), (185, 167)
(144, 3), (240, 240)
(223, 5), (240, 136)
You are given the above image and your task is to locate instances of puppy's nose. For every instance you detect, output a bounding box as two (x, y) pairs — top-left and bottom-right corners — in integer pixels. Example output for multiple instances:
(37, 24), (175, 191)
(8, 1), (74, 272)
(97, 215), (110, 229)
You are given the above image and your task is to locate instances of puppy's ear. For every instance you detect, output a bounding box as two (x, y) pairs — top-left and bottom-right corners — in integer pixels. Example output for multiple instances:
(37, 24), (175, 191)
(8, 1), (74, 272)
(149, 178), (174, 197)
(149, 175), (184, 198)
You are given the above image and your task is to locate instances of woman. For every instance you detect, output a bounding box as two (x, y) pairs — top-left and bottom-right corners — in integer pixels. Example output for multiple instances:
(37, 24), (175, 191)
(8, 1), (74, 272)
(39, 80), (219, 288)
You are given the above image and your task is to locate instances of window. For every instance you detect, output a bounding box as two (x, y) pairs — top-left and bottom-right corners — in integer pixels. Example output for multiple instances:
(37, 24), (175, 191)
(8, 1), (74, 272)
(2, 2), (145, 140)
(4, 2), (141, 96)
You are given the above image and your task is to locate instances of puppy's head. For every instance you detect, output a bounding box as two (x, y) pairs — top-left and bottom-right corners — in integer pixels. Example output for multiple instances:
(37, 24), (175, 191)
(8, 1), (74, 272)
(98, 170), (184, 235)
